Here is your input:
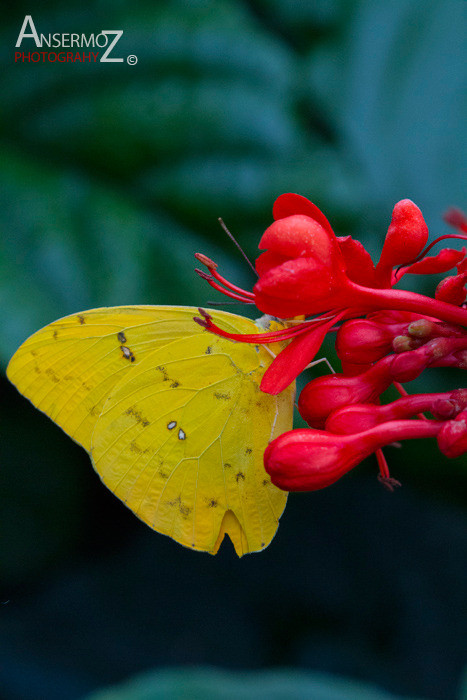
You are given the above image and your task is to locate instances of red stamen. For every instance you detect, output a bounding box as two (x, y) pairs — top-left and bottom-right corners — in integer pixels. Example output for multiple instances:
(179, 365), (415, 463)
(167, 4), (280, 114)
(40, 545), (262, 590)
(194, 253), (218, 270)
(193, 311), (328, 344)
(376, 448), (390, 478)
(209, 267), (255, 300)
(393, 382), (409, 398)
(195, 270), (254, 303)
(195, 254), (255, 300)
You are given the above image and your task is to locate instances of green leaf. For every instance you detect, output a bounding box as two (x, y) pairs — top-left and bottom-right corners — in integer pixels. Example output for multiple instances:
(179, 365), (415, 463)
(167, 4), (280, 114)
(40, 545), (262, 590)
(86, 666), (430, 700)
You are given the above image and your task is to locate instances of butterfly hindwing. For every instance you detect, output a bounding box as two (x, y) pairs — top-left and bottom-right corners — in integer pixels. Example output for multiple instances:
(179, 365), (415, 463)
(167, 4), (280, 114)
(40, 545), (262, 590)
(91, 331), (294, 555)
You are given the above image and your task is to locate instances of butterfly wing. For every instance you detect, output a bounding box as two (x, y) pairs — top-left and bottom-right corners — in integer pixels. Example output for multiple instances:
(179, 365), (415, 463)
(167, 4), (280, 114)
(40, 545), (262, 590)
(6, 306), (226, 450)
(91, 330), (294, 555)
(8, 306), (294, 555)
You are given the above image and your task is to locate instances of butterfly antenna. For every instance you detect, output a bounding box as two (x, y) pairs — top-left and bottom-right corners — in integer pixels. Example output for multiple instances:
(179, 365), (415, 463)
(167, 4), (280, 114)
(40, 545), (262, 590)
(218, 218), (258, 277)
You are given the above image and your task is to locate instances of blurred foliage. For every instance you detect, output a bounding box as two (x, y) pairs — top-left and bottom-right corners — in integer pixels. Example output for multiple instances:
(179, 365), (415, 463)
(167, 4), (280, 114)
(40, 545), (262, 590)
(0, 1), (466, 699)
(86, 666), (429, 700)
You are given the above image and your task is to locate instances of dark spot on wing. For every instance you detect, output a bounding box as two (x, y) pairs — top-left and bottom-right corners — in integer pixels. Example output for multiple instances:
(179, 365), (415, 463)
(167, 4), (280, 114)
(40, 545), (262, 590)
(205, 346), (212, 354)
(156, 365), (169, 381)
(223, 463), (232, 469)
(167, 495), (192, 519)
(179, 502), (192, 520)
(82, 381), (92, 391)
(121, 346), (135, 362)
(261, 542), (265, 547)
(262, 479), (269, 486)
(214, 392), (231, 400)
(158, 469), (169, 480)
(53, 330), (58, 340)
(77, 314), (85, 324)
(129, 441), (143, 454)
(154, 365), (179, 387)
(205, 498), (218, 508)
(45, 368), (59, 383)
(245, 447), (253, 454)
(125, 407), (150, 427)
(236, 472), (245, 482)
(117, 331), (127, 344)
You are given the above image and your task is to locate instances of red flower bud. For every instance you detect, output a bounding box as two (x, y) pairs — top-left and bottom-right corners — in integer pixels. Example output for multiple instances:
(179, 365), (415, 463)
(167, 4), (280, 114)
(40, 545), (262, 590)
(265, 420), (442, 492)
(264, 429), (368, 491)
(377, 200), (429, 275)
(443, 207), (467, 233)
(437, 410), (467, 458)
(325, 404), (384, 434)
(325, 389), (467, 434)
(336, 318), (396, 366)
(298, 356), (394, 428)
(435, 272), (467, 306)
(391, 337), (467, 382)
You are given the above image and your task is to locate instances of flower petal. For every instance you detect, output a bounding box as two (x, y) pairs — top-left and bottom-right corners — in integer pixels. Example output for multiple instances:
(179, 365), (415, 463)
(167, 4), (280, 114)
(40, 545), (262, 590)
(377, 199), (429, 270)
(272, 193), (334, 236)
(403, 248), (465, 275)
(254, 257), (342, 317)
(260, 315), (339, 395)
(255, 250), (290, 276)
(337, 236), (378, 287)
(258, 215), (341, 269)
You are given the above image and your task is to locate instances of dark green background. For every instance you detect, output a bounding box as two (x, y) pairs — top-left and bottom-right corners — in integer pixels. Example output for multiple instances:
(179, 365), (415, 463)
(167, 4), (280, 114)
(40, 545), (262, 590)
(1, 1), (466, 699)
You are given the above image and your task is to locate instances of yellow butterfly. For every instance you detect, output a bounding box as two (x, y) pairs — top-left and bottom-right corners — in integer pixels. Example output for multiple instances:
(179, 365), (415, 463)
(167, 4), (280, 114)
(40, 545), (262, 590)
(7, 306), (294, 556)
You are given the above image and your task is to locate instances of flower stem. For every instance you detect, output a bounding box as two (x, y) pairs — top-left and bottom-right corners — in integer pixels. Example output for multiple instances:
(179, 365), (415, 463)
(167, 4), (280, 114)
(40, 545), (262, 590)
(349, 282), (467, 327)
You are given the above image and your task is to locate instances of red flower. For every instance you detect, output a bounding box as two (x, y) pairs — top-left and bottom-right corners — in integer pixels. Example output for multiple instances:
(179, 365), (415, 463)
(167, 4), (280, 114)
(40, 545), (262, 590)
(195, 194), (467, 493)
(196, 194), (467, 395)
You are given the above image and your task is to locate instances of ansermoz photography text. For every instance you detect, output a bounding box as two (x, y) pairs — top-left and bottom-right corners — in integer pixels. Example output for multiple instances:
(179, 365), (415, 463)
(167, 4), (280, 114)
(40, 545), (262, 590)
(14, 15), (137, 64)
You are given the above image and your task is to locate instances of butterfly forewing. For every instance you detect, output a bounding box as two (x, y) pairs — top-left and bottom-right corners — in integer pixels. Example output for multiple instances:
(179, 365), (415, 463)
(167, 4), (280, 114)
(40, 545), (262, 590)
(6, 307), (251, 450)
